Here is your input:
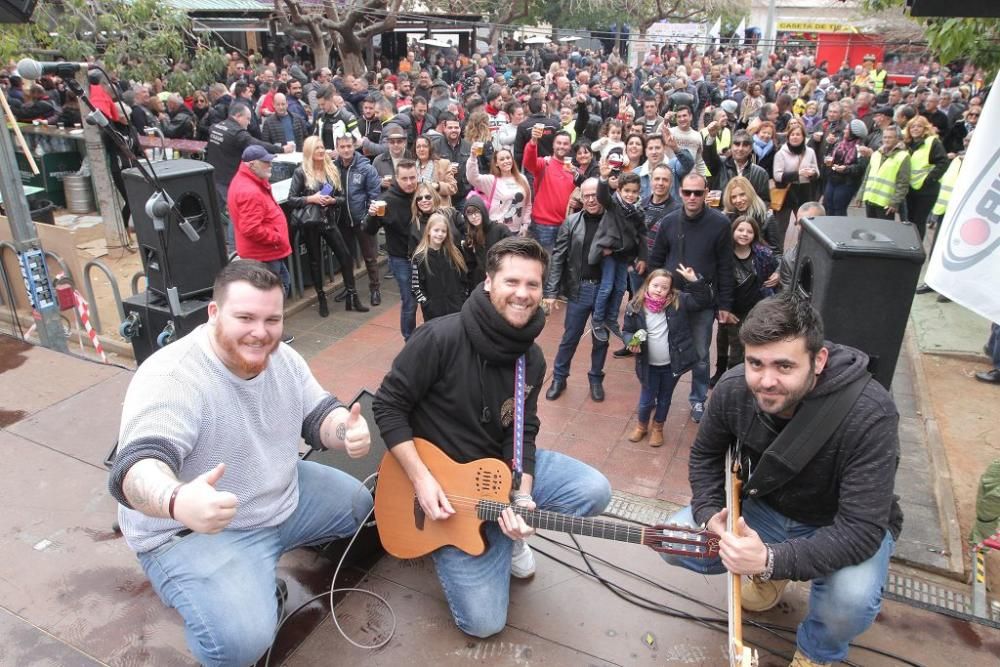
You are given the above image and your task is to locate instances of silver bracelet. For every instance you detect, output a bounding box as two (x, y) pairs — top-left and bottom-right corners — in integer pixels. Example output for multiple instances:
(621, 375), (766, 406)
(758, 545), (775, 582)
(509, 491), (533, 507)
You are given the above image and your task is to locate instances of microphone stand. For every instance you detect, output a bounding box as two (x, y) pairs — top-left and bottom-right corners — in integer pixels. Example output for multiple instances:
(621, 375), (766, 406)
(67, 77), (200, 317)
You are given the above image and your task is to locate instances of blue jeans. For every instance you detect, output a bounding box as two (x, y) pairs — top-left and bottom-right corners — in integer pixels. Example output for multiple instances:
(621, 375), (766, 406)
(664, 502), (894, 664)
(264, 258), (291, 297)
(687, 307), (716, 405)
(592, 255), (627, 327)
(529, 221), (560, 256)
(388, 255), (416, 340)
(431, 449), (611, 637)
(638, 363), (680, 424)
(137, 461), (373, 667)
(823, 180), (857, 217)
(989, 323), (1000, 369)
(552, 280), (610, 383)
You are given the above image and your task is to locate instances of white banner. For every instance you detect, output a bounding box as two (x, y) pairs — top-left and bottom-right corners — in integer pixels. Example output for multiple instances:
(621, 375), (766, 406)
(925, 71), (1000, 324)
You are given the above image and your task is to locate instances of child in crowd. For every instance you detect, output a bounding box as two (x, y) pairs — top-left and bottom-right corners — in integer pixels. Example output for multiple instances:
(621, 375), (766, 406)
(590, 118), (625, 160)
(410, 212), (468, 322)
(623, 265), (711, 446)
(722, 215), (778, 370)
(589, 167), (646, 342)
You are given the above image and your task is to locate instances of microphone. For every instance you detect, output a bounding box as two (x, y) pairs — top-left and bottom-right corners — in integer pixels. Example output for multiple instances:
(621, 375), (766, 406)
(16, 58), (95, 80)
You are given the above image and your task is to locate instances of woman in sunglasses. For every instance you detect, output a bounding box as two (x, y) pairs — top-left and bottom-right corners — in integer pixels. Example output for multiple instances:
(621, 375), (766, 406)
(407, 183), (466, 257)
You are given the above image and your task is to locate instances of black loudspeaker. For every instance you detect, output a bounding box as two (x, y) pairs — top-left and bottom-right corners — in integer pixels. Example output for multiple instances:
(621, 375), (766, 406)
(0, 0), (38, 22)
(303, 388), (386, 567)
(123, 160), (227, 300)
(122, 292), (211, 365)
(792, 216), (925, 390)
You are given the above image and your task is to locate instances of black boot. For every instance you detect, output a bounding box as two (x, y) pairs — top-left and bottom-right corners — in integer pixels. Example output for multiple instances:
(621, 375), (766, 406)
(370, 288), (381, 306)
(709, 358), (728, 388)
(333, 286), (349, 302)
(346, 289), (369, 312)
(317, 291), (329, 318)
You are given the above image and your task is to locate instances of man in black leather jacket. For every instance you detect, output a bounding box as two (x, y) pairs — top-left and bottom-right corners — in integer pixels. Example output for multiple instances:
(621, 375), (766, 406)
(542, 177), (611, 403)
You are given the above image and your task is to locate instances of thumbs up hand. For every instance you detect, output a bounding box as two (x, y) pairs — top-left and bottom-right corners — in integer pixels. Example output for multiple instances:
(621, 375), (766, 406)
(339, 403), (371, 459)
(173, 463), (239, 534)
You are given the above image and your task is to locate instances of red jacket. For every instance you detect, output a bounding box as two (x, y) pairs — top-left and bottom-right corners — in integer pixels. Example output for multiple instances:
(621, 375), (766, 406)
(228, 162), (291, 262)
(523, 140), (576, 227)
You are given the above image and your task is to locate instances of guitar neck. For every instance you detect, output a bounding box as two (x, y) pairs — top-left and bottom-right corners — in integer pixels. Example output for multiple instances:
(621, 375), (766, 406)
(475, 500), (645, 545)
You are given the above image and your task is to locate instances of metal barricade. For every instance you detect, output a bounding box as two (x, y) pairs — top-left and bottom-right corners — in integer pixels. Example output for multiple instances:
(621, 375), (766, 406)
(130, 271), (146, 296)
(81, 259), (125, 334)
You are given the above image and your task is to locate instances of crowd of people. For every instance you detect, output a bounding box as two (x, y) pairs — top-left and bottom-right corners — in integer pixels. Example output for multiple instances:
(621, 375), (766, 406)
(12, 32), (987, 667)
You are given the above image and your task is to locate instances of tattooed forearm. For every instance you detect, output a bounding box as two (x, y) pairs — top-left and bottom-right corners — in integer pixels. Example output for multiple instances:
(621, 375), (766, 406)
(336, 422), (347, 442)
(123, 460), (178, 517)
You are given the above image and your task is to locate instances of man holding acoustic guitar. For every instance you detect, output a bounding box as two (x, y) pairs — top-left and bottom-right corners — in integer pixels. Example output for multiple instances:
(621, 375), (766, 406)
(373, 236), (612, 638)
(665, 292), (903, 667)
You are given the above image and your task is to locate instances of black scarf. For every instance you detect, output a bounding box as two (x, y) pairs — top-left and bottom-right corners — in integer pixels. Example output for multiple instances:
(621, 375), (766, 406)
(461, 285), (545, 364)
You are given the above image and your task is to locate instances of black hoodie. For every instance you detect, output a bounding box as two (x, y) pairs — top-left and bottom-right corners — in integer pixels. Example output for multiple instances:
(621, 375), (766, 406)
(461, 195), (510, 289)
(689, 343), (903, 582)
(374, 286), (546, 475)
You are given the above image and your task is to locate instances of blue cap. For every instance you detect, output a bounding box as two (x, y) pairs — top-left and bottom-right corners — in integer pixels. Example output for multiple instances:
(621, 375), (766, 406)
(242, 145), (275, 162)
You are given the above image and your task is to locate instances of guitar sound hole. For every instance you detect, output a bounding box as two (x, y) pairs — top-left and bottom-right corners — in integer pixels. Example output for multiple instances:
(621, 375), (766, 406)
(474, 468), (501, 494)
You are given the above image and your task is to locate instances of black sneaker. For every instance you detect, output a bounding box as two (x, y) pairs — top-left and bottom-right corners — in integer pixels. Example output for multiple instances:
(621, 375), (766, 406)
(591, 322), (609, 342)
(606, 320), (623, 341)
(613, 346), (633, 358)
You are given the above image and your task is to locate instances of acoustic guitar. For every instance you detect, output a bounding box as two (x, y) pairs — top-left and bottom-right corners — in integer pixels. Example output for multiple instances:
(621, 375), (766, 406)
(726, 450), (759, 667)
(374, 438), (720, 561)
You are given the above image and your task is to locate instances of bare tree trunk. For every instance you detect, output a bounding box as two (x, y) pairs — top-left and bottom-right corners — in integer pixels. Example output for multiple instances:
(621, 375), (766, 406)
(489, 24), (501, 49)
(336, 31), (367, 76)
(312, 39), (331, 69)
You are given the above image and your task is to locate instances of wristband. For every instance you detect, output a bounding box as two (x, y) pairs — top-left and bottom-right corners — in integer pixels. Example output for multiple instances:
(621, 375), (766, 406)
(757, 545), (775, 582)
(168, 483), (183, 520)
(510, 491), (533, 507)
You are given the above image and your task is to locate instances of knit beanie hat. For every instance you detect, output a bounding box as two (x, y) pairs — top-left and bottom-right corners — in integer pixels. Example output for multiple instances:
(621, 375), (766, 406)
(849, 119), (868, 139)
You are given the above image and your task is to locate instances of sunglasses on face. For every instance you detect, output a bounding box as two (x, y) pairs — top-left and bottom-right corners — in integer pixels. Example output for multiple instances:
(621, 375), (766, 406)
(681, 189), (705, 197)
(416, 194), (434, 201)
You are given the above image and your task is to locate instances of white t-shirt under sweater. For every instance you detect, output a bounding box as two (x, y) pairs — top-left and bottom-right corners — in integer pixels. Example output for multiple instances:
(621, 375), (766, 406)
(671, 126), (706, 175)
(645, 308), (671, 367)
(116, 324), (332, 554)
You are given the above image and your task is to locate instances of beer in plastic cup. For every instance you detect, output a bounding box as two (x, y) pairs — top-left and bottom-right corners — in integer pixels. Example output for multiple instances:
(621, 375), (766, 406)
(450, 162), (459, 173)
(707, 190), (722, 207)
(374, 200), (387, 216)
(824, 155), (834, 166)
(472, 142), (484, 157)
(563, 156), (573, 171)
(533, 123), (544, 136)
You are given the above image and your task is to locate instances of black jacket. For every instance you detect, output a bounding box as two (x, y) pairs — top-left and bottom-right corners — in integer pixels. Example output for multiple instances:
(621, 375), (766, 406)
(199, 95), (231, 139)
(461, 195), (510, 289)
(544, 209), (603, 302)
(411, 247), (468, 320)
(622, 281), (711, 385)
(513, 112), (560, 166)
(589, 179), (647, 264)
(261, 113), (308, 151)
(162, 106), (196, 140)
(689, 343), (903, 582)
(205, 118), (285, 187)
(432, 137), (472, 203)
(287, 166), (342, 229)
(703, 141), (771, 205)
(363, 184), (413, 258)
(648, 205), (735, 312)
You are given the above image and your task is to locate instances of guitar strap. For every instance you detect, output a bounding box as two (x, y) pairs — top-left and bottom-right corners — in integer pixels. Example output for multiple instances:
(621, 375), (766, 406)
(511, 354), (526, 490)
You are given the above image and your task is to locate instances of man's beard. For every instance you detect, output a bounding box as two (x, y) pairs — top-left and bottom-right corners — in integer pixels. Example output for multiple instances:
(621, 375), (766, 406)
(213, 320), (278, 377)
(752, 359), (817, 417)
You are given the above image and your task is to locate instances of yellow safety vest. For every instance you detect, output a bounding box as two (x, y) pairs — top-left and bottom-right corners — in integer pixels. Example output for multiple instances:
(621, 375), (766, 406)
(863, 148), (909, 207)
(932, 156), (962, 216)
(909, 136), (935, 190)
(701, 127), (731, 178)
(871, 69), (887, 94)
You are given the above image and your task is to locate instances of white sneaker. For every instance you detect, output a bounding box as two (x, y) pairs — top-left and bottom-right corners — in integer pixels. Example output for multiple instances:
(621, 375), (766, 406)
(510, 539), (536, 579)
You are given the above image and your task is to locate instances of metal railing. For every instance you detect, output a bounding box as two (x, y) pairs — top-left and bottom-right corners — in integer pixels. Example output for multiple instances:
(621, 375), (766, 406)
(81, 259), (125, 334)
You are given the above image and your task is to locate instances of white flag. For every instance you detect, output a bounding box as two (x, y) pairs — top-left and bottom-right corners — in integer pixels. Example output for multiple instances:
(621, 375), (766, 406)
(709, 17), (721, 38)
(732, 19), (746, 44)
(925, 70), (1000, 323)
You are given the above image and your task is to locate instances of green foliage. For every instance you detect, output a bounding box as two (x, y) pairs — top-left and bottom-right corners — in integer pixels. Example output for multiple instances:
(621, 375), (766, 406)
(860, 0), (1000, 75)
(0, 22), (52, 63)
(11, 0), (228, 93)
